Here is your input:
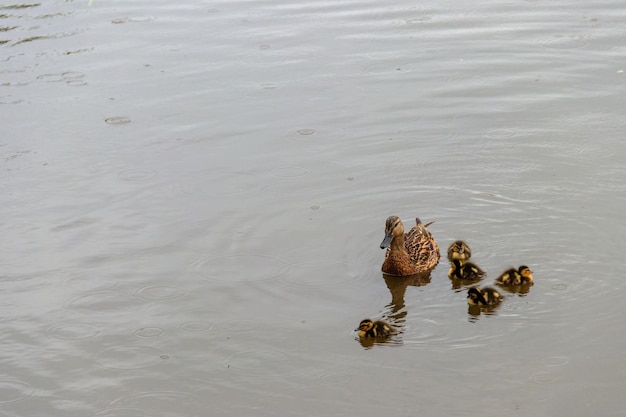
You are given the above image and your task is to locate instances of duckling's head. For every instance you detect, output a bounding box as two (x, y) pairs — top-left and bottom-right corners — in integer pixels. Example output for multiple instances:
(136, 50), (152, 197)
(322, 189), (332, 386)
(518, 265), (534, 283)
(357, 319), (374, 336)
(467, 287), (485, 305)
(380, 216), (404, 249)
(448, 240), (471, 262)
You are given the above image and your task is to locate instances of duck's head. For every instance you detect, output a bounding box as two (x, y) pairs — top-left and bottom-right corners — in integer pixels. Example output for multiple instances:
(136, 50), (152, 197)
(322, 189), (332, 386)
(448, 240), (471, 261)
(380, 216), (404, 249)
(356, 319), (374, 335)
(518, 265), (534, 283)
(467, 287), (486, 305)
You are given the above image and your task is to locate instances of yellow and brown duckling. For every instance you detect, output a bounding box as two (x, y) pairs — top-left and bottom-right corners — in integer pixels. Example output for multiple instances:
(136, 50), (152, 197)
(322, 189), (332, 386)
(447, 241), (485, 280)
(356, 319), (396, 339)
(448, 259), (486, 281)
(380, 216), (440, 276)
(467, 286), (503, 306)
(447, 240), (472, 263)
(494, 265), (534, 286)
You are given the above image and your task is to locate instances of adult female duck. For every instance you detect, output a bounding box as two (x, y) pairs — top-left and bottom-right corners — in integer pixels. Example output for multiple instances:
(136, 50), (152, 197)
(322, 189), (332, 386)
(380, 216), (440, 276)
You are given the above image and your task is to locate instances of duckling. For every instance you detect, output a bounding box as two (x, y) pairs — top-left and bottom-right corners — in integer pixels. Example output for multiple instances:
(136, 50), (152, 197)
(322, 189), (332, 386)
(356, 319), (395, 339)
(447, 240), (472, 263)
(380, 216), (440, 276)
(467, 286), (503, 306)
(448, 259), (486, 281)
(494, 265), (534, 285)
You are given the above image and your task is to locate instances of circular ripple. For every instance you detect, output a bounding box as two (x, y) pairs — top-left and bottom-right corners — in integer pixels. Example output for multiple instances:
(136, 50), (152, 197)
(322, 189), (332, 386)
(95, 408), (152, 417)
(134, 327), (165, 338)
(296, 128), (316, 136)
(484, 128), (518, 139)
(65, 291), (149, 317)
(529, 373), (556, 384)
(118, 169), (157, 182)
(543, 356), (569, 367)
(220, 319), (259, 332)
(37, 73), (65, 82)
(111, 16), (155, 24)
(46, 323), (103, 340)
(551, 283), (568, 291)
(277, 261), (367, 289)
(95, 345), (168, 370)
(225, 349), (291, 375)
(109, 391), (197, 411)
(105, 116), (131, 125)
(134, 285), (188, 301)
(175, 170), (260, 197)
(178, 321), (214, 333)
(62, 272), (118, 292)
(66, 80), (87, 86)
(190, 253), (286, 284)
(0, 379), (33, 403)
(318, 372), (352, 385)
(269, 166), (309, 178)
(62, 71), (85, 79)
(536, 32), (591, 50)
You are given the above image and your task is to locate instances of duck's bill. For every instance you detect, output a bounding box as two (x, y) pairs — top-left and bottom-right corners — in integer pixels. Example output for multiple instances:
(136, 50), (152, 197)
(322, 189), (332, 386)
(380, 231), (393, 249)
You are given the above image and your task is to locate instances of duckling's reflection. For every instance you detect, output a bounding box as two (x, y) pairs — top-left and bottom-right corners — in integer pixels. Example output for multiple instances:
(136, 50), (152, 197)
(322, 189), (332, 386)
(495, 283), (533, 296)
(467, 303), (502, 322)
(448, 276), (482, 291)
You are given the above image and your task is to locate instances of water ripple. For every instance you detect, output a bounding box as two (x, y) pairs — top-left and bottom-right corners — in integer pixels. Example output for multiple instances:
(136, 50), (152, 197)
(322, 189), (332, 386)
(275, 261), (368, 289)
(190, 252), (287, 284)
(134, 285), (189, 301)
(105, 116), (132, 125)
(95, 408), (152, 417)
(95, 345), (168, 370)
(46, 323), (103, 341)
(134, 327), (166, 338)
(0, 378), (33, 404)
(65, 291), (150, 317)
(225, 349), (292, 375)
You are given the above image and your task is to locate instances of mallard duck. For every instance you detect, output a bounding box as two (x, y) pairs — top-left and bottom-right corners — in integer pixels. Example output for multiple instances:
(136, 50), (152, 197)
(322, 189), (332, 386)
(447, 240), (472, 263)
(467, 286), (503, 306)
(494, 265), (534, 285)
(448, 259), (486, 280)
(380, 216), (440, 276)
(356, 319), (395, 339)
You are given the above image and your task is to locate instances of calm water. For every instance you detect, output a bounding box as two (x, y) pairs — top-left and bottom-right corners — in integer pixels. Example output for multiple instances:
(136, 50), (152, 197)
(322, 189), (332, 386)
(2, 0), (626, 416)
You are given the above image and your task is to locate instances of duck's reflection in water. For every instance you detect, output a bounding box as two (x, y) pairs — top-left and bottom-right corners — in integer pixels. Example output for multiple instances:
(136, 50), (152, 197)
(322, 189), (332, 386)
(356, 272), (432, 348)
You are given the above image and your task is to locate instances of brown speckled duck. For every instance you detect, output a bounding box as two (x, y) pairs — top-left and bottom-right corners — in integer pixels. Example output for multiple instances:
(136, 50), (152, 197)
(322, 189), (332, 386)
(467, 286), (503, 306)
(380, 216), (440, 276)
(494, 265), (534, 286)
(356, 319), (395, 339)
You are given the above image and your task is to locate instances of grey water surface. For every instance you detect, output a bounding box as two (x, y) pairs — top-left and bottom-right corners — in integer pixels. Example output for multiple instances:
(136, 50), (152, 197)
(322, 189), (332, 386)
(2, 0), (626, 416)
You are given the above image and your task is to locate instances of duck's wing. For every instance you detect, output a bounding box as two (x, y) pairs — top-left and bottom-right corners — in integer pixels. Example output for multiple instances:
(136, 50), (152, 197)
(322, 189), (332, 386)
(404, 219), (440, 271)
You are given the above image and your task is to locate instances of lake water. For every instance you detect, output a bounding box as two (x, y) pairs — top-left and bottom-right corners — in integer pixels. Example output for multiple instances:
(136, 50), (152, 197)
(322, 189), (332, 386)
(2, 0), (625, 416)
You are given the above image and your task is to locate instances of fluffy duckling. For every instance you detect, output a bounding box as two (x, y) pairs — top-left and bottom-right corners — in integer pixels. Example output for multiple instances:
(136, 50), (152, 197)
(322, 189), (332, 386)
(446, 241), (485, 280)
(447, 240), (472, 263)
(356, 319), (396, 339)
(448, 259), (486, 281)
(380, 216), (440, 276)
(494, 266), (534, 285)
(467, 286), (503, 306)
